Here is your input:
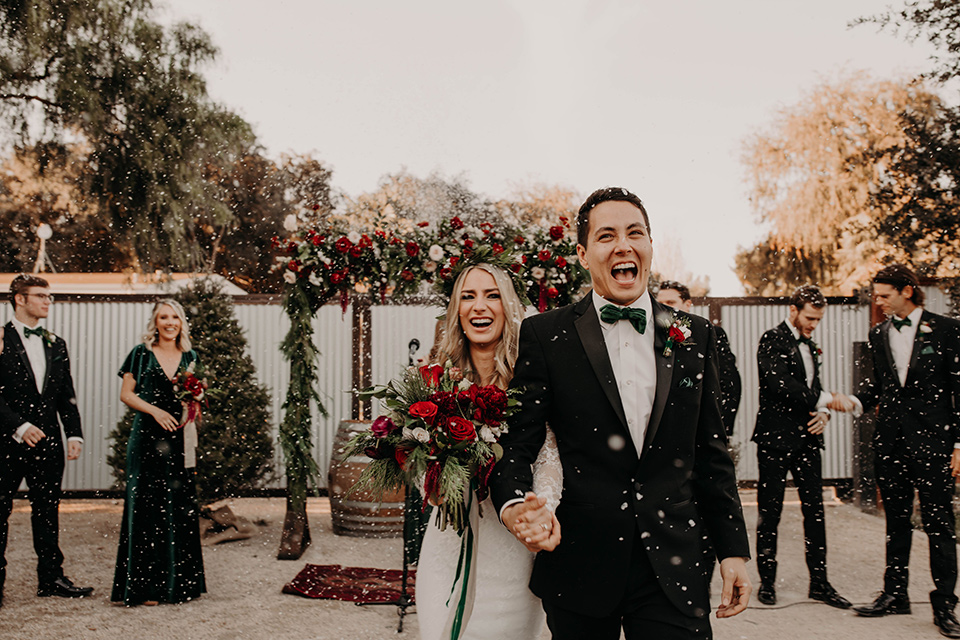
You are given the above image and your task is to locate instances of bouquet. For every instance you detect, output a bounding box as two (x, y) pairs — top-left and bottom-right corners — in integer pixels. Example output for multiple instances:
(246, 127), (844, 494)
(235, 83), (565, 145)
(347, 362), (520, 532)
(172, 360), (220, 469)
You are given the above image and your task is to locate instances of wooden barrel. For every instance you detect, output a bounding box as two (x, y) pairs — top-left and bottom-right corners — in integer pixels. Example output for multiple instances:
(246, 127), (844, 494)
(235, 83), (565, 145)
(328, 419), (406, 538)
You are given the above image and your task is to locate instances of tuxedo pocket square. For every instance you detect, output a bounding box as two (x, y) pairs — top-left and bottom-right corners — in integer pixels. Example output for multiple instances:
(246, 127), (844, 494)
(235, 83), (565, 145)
(678, 377), (695, 388)
(921, 344), (935, 355)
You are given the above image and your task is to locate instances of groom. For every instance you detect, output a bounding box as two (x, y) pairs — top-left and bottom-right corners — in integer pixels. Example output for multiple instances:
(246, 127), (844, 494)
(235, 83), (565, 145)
(492, 187), (750, 639)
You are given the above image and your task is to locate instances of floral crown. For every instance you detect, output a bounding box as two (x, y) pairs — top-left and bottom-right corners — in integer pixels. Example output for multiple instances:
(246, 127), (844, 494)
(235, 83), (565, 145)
(436, 244), (532, 307)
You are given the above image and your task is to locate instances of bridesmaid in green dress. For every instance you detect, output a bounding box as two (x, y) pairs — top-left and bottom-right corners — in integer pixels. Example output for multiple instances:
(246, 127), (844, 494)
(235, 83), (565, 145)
(111, 299), (206, 606)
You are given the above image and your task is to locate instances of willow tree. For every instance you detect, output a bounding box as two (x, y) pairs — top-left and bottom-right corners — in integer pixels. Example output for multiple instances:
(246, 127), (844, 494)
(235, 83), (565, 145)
(737, 74), (945, 295)
(0, 0), (253, 270)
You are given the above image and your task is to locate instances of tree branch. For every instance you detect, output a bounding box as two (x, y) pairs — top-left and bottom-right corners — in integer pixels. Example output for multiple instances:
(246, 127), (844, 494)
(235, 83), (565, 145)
(0, 93), (62, 110)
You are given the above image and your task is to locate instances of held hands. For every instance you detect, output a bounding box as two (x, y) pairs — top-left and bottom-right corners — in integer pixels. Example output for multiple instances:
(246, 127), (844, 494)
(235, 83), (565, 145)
(806, 411), (829, 435)
(152, 408), (180, 432)
(502, 492), (561, 553)
(826, 392), (855, 413)
(67, 440), (82, 460)
(716, 557), (751, 618)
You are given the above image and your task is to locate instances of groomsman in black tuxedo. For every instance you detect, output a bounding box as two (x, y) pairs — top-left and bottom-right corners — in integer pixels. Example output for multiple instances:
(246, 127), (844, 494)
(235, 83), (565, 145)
(0, 274), (93, 606)
(493, 187), (750, 639)
(656, 281), (741, 436)
(751, 285), (851, 609)
(832, 264), (960, 638)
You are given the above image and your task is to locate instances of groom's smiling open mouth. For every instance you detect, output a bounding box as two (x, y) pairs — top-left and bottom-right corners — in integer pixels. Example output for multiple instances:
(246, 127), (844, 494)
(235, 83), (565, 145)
(577, 199), (653, 306)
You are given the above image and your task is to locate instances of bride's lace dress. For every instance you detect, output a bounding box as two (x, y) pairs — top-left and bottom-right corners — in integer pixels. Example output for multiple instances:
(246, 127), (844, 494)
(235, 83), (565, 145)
(416, 427), (562, 640)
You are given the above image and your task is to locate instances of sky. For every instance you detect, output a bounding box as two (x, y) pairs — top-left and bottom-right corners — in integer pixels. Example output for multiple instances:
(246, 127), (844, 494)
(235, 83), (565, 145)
(162, 0), (942, 295)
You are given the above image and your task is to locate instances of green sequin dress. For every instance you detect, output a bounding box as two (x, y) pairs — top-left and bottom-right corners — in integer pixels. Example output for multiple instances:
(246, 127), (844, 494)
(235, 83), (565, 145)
(111, 344), (206, 605)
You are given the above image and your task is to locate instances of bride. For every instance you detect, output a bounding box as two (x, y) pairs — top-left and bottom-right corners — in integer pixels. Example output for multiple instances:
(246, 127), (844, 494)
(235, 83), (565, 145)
(416, 260), (562, 640)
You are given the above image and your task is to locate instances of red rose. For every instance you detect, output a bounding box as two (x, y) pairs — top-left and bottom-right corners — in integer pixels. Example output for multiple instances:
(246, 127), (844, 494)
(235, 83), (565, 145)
(350, 245), (363, 258)
(430, 391), (460, 418)
(375, 230), (387, 239)
(439, 267), (452, 280)
(417, 221), (430, 228)
(390, 236), (402, 245)
(288, 259), (301, 273)
(547, 287), (559, 299)
(312, 203), (321, 211)
(311, 235), (322, 246)
(409, 401), (439, 426)
(405, 241), (420, 257)
(509, 263), (522, 273)
(446, 415), (476, 442)
(559, 216), (569, 226)
(394, 446), (413, 470)
(555, 256), (567, 268)
(360, 234), (373, 248)
(183, 375), (204, 398)
(271, 235), (281, 249)
(450, 256), (460, 267)
(371, 415), (397, 438)
(335, 237), (351, 253)
(549, 226), (564, 240)
(514, 236), (525, 245)
(419, 364), (444, 386)
(286, 241), (298, 255)
(364, 442), (395, 460)
(471, 386), (508, 423)
(463, 238), (474, 249)
(492, 243), (504, 255)
(400, 269), (415, 281)
(330, 271), (344, 284)
(538, 249), (551, 262)
(668, 326), (685, 342)
(450, 216), (464, 230)
(521, 255), (528, 264)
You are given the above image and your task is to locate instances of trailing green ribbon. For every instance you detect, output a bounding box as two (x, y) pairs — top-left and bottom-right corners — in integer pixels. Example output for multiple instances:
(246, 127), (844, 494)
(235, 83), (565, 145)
(444, 484), (477, 640)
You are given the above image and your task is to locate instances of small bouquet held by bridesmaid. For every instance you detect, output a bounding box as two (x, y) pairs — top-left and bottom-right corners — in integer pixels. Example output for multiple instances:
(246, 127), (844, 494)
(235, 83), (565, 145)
(172, 360), (216, 429)
(348, 362), (520, 532)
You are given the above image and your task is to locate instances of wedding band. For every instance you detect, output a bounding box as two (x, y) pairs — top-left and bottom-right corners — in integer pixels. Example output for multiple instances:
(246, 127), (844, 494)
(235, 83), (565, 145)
(539, 523), (549, 531)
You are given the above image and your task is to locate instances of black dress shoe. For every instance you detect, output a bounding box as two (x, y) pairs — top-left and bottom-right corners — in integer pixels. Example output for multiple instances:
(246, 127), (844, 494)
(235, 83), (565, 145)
(935, 609), (960, 638)
(809, 582), (852, 609)
(757, 583), (776, 605)
(853, 592), (911, 617)
(37, 577), (93, 598)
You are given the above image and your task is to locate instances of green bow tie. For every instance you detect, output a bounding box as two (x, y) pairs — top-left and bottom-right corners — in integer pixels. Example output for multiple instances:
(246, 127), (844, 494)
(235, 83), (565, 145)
(891, 316), (912, 331)
(23, 326), (45, 338)
(599, 304), (647, 334)
(797, 335), (814, 347)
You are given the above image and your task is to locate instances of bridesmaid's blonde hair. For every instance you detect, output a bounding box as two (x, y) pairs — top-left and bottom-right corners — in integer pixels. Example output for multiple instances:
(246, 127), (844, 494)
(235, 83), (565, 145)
(142, 299), (193, 352)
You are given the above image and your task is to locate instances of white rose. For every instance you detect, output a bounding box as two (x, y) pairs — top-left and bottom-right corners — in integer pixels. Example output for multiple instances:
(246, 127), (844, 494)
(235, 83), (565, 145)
(429, 244), (445, 261)
(411, 427), (431, 443)
(308, 272), (322, 287)
(920, 323), (933, 333)
(283, 271), (297, 284)
(423, 260), (437, 273)
(283, 214), (298, 232)
(531, 267), (546, 280)
(458, 378), (473, 392)
(348, 231), (361, 244)
(402, 427), (416, 441)
(479, 426), (496, 443)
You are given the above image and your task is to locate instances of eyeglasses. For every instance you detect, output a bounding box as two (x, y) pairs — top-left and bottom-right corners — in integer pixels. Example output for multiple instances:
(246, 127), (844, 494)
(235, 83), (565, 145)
(25, 293), (54, 302)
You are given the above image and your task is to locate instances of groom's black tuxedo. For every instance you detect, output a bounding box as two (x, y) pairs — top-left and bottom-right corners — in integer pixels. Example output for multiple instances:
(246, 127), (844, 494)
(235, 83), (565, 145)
(854, 310), (960, 610)
(491, 294), (748, 622)
(0, 321), (83, 590)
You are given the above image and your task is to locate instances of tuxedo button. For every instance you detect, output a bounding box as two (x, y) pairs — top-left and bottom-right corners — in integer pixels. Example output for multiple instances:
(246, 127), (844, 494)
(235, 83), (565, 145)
(634, 482), (642, 491)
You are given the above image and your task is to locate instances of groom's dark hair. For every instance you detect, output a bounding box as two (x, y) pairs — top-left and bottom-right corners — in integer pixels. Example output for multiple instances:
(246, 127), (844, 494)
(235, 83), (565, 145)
(577, 187), (650, 247)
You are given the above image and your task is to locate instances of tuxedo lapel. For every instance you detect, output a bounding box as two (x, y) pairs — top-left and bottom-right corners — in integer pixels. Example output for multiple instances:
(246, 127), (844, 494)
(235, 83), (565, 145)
(5, 322), (40, 394)
(573, 295), (627, 430)
(905, 311), (932, 384)
(642, 303), (675, 455)
(778, 322), (808, 385)
(879, 320), (899, 382)
(41, 335), (54, 395)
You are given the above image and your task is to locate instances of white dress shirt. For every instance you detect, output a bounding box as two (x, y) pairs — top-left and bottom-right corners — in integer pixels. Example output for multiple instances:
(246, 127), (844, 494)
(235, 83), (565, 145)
(8, 319), (82, 444)
(593, 290), (657, 457)
(888, 306), (923, 387)
(783, 319), (833, 409)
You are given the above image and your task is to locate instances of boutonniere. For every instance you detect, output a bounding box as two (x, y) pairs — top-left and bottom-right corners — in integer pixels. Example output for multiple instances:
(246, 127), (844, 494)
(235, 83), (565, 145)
(663, 315), (693, 358)
(811, 341), (823, 365)
(919, 321), (933, 338)
(38, 328), (57, 349)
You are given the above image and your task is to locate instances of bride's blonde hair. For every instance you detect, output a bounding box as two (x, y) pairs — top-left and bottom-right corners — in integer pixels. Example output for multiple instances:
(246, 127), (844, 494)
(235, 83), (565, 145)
(435, 264), (524, 389)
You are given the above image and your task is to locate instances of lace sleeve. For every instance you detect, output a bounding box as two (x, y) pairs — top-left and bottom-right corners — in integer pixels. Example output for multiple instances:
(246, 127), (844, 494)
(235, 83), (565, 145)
(531, 425), (563, 512)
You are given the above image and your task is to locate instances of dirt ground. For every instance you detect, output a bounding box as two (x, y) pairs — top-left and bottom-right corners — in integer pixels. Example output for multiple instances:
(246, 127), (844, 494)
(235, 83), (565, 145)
(0, 490), (950, 640)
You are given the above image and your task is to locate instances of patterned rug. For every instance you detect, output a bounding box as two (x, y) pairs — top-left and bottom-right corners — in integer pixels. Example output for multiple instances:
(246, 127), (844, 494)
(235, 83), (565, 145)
(282, 564), (416, 604)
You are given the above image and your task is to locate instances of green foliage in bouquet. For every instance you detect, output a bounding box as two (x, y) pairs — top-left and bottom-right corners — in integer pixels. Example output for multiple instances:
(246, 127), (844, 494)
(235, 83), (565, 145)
(345, 363), (519, 532)
(108, 278), (275, 504)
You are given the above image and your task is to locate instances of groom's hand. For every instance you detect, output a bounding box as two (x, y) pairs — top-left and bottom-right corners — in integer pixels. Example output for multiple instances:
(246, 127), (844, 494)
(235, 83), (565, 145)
(716, 557), (750, 618)
(502, 492), (561, 552)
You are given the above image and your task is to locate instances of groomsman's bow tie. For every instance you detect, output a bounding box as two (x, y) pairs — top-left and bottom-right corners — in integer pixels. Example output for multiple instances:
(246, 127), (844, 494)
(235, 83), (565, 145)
(23, 326), (45, 338)
(600, 304), (646, 334)
(891, 316), (912, 331)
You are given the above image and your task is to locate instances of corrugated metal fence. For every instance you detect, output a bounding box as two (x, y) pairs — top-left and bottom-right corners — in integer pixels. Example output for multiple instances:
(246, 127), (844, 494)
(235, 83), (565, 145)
(1, 287), (950, 491)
